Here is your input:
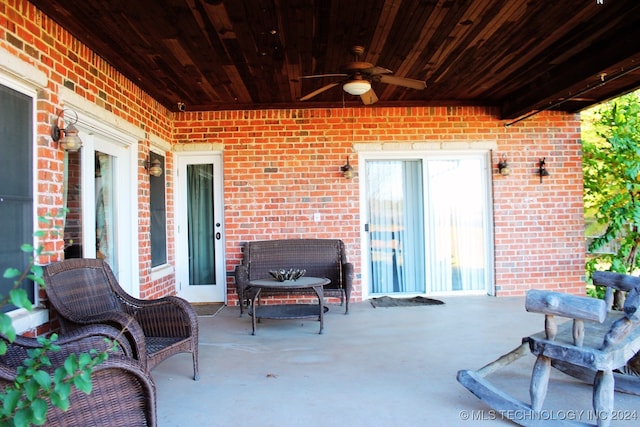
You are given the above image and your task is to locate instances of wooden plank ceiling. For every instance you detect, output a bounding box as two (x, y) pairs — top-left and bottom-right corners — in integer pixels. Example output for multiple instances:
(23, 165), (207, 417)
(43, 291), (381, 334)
(30, 0), (640, 119)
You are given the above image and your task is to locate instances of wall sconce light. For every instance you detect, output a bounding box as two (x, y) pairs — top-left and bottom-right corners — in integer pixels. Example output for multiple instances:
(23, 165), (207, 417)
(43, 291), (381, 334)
(537, 157), (550, 183)
(340, 157), (354, 179)
(51, 109), (83, 152)
(145, 157), (163, 177)
(497, 154), (510, 175)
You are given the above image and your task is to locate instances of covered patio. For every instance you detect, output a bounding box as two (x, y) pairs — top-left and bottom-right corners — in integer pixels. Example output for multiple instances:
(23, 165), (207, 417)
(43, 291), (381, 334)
(154, 297), (639, 426)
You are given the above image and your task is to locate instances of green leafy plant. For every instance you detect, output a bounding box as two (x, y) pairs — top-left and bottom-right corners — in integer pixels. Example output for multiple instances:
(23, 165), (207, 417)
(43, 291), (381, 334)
(0, 243), (44, 348)
(1, 337), (110, 426)
(583, 90), (640, 294)
(0, 212), (114, 426)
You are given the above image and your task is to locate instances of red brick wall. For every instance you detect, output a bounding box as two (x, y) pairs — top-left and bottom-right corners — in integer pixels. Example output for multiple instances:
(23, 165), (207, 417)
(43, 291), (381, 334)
(1, 1), (175, 302)
(2, 2), (585, 328)
(492, 114), (585, 295)
(175, 107), (585, 303)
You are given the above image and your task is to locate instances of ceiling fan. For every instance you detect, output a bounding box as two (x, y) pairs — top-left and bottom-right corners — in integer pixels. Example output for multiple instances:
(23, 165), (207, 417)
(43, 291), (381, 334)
(298, 46), (427, 105)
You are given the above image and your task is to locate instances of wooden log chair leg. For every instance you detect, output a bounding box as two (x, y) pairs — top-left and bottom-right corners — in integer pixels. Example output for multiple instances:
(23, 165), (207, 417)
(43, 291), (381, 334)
(593, 369), (614, 427)
(530, 354), (551, 412)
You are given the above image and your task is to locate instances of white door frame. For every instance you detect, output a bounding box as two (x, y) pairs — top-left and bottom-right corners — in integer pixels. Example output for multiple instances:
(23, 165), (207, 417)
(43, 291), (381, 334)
(358, 147), (495, 300)
(174, 151), (226, 303)
(76, 119), (139, 296)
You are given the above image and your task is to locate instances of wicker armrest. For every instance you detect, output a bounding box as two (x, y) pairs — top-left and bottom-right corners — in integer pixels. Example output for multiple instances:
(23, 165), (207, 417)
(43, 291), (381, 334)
(56, 324), (133, 358)
(133, 296), (199, 338)
(166, 295), (199, 327)
(1, 325), (133, 371)
(76, 311), (148, 367)
(113, 288), (198, 337)
(4, 324), (133, 366)
(53, 324), (132, 351)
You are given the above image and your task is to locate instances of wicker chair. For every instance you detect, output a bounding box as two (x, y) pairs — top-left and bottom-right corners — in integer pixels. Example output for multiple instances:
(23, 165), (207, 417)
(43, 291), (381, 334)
(43, 258), (199, 380)
(0, 325), (156, 426)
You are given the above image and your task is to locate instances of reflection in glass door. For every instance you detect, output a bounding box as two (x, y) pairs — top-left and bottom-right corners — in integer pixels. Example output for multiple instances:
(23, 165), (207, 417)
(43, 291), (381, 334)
(95, 152), (116, 269)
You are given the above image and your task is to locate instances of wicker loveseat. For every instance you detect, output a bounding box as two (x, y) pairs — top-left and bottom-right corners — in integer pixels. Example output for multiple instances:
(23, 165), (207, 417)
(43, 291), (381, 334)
(0, 325), (156, 426)
(234, 239), (354, 315)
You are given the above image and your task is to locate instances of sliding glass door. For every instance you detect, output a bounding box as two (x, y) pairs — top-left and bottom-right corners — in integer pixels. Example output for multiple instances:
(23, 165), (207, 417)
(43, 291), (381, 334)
(363, 153), (492, 297)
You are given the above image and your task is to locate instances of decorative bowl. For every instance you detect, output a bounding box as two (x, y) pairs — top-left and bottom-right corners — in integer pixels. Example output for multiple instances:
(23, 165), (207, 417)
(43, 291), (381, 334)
(268, 268), (306, 282)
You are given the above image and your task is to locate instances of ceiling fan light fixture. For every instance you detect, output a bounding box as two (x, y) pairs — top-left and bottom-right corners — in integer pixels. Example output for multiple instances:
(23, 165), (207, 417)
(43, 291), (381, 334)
(343, 79), (371, 96)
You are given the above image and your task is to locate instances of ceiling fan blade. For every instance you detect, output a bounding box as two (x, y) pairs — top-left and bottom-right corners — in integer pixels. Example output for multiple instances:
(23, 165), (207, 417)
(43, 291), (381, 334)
(299, 73), (348, 79)
(380, 75), (427, 90)
(363, 66), (393, 76)
(299, 82), (341, 101)
(360, 88), (378, 105)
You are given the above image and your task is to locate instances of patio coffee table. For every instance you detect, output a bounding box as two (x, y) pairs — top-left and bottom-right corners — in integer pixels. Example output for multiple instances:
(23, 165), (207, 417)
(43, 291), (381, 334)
(248, 276), (331, 335)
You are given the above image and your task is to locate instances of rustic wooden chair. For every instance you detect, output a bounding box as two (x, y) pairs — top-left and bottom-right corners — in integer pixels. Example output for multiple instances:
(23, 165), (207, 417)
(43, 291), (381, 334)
(43, 258), (199, 380)
(457, 271), (640, 427)
(0, 325), (156, 426)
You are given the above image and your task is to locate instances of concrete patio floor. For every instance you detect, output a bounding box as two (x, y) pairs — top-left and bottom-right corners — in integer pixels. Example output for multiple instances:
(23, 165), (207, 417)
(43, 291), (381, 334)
(153, 296), (639, 426)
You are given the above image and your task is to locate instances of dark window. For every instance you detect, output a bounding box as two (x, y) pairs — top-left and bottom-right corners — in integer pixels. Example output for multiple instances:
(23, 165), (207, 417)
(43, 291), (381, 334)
(0, 84), (34, 312)
(150, 152), (167, 267)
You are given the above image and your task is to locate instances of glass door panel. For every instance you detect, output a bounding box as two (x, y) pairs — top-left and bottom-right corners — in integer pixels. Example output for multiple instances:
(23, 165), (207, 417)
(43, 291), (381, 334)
(187, 164), (215, 286)
(427, 158), (488, 293)
(366, 160), (426, 294)
(95, 152), (117, 270)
